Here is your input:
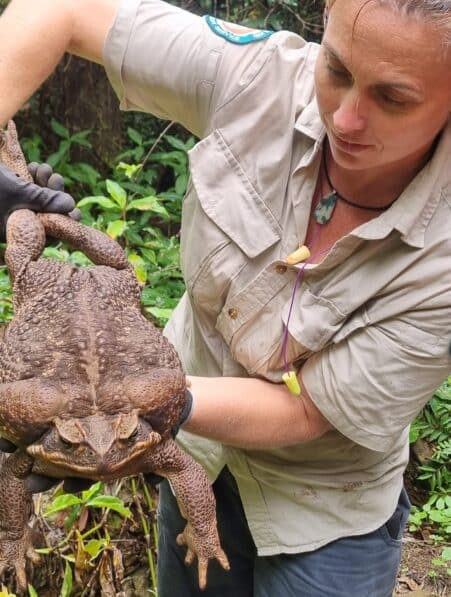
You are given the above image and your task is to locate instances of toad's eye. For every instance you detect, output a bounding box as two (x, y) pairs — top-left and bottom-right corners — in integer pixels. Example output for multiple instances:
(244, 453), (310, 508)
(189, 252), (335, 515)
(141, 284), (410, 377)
(128, 428), (138, 442)
(60, 438), (73, 449)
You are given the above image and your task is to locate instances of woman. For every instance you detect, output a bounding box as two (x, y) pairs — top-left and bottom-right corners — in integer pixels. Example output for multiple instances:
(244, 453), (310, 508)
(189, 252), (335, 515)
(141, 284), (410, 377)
(0, 0), (450, 595)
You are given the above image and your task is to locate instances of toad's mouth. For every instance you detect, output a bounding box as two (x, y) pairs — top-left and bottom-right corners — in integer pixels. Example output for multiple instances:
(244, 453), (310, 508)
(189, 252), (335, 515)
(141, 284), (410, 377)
(27, 431), (162, 479)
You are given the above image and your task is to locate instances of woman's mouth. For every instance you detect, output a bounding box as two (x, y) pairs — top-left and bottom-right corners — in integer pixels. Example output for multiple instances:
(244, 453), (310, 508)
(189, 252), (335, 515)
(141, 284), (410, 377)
(330, 131), (373, 154)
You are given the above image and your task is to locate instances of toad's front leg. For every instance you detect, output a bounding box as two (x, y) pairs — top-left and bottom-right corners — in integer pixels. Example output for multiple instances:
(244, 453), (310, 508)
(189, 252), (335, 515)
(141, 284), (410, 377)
(0, 451), (39, 593)
(144, 439), (229, 589)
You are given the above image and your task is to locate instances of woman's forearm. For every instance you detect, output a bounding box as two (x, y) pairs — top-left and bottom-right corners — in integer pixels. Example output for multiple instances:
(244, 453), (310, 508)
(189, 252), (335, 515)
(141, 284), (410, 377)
(184, 376), (332, 449)
(0, 0), (118, 126)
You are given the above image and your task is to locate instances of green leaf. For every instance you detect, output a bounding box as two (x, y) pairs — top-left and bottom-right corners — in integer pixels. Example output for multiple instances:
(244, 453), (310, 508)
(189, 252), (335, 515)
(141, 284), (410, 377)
(51, 119), (70, 139)
(128, 127), (143, 146)
(106, 179), (127, 209)
(35, 547), (53, 555)
(127, 253), (147, 285)
(409, 427), (420, 443)
(87, 495), (131, 518)
(60, 561), (73, 597)
(77, 196), (118, 210)
(175, 172), (187, 195)
(127, 253), (145, 266)
(47, 140), (71, 168)
(70, 163), (100, 186)
(45, 494), (82, 516)
(42, 247), (69, 261)
(81, 481), (103, 504)
(84, 539), (108, 559)
(116, 162), (142, 180)
(165, 134), (188, 151)
(107, 219), (127, 239)
(442, 547), (451, 561)
(28, 585), (38, 597)
(140, 247), (157, 265)
(70, 130), (92, 148)
(127, 196), (168, 216)
(146, 306), (174, 326)
(134, 264), (147, 285)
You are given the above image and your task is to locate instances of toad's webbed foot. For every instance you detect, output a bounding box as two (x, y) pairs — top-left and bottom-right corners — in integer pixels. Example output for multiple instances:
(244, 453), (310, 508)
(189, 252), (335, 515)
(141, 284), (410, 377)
(0, 526), (40, 594)
(176, 522), (230, 590)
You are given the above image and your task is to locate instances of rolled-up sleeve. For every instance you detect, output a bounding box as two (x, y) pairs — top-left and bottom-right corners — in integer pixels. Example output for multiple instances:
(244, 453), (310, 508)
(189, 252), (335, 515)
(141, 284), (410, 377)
(302, 316), (450, 452)
(103, 0), (275, 136)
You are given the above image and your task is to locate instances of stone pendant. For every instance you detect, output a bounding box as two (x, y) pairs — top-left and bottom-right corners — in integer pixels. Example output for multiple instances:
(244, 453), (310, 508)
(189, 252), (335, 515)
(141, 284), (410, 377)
(314, 191), (338, 224)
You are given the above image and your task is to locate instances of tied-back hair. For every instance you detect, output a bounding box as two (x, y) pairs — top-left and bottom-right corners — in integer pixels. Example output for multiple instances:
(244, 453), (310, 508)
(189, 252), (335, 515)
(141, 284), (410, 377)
(325, 0), (451, 46)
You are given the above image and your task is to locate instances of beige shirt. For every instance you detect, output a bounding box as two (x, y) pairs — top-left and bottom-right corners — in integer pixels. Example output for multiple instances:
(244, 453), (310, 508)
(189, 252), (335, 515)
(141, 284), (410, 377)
(104, 0), (451, 554)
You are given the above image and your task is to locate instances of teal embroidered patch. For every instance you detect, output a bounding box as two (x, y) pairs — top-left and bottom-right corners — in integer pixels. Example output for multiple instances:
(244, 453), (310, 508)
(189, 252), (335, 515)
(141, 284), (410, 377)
(204, 15), (273, 45)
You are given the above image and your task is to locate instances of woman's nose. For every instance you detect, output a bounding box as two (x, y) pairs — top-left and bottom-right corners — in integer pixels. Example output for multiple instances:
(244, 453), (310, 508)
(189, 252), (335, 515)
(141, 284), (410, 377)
(332, 93), (367, 135)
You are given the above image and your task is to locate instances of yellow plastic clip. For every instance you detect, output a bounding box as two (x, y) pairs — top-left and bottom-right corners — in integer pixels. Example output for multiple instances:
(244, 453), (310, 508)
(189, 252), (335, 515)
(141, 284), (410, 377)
(286, 245), (311, 265)
(282, 370), (301, 396)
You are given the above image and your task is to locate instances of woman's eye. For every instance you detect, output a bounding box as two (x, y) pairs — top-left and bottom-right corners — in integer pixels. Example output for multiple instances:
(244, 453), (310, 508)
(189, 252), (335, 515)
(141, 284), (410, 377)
(380, 94), (409, 108)
(326, 64), (351, 82)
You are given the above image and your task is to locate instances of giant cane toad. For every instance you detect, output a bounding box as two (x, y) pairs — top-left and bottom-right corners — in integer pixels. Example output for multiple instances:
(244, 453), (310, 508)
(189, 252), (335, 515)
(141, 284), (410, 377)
(0, 120), (229, 592)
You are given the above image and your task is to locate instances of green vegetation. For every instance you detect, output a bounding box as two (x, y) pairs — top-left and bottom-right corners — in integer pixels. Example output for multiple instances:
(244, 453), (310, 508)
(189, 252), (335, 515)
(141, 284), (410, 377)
(409, 377), (451, 574)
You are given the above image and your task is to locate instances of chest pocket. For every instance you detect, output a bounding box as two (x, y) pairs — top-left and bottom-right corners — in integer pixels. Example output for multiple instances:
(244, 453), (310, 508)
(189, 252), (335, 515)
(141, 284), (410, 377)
(181, 130), (281, 312)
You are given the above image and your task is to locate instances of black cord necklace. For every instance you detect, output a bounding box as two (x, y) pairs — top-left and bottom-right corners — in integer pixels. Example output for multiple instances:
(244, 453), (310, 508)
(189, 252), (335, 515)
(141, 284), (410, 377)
(314, 147), (396, 224)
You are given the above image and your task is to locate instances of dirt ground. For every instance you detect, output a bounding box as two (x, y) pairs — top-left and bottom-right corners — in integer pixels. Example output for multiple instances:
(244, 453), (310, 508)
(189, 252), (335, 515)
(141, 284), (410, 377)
(395, 534), (450, 597)
(395, 461), (450, 597)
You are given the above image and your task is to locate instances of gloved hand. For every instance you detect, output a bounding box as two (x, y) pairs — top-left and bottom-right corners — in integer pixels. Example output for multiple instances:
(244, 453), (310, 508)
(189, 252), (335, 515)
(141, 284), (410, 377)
(0, 161), (76, 241)
(28, 161), (81, 221)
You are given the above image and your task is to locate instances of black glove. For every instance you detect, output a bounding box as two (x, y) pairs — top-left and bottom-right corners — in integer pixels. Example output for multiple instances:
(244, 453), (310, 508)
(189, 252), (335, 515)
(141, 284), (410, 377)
(170, 388), (194, 438)
(0, 162), (76, 241)
(28, 162), (81, 221)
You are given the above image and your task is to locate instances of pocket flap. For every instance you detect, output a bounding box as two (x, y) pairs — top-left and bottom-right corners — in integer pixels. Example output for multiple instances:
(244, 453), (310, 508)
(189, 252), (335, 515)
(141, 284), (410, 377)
(189, 130), (281, 258)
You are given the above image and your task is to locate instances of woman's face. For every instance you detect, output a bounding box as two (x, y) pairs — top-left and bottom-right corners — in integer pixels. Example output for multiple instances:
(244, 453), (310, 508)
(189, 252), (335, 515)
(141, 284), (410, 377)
(315, 0), (451, 172)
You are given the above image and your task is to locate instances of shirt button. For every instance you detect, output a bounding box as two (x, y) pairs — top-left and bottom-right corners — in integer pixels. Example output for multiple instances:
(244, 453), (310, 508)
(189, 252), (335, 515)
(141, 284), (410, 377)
(276, 264), (287, 274)
(228, 308), (238, 320)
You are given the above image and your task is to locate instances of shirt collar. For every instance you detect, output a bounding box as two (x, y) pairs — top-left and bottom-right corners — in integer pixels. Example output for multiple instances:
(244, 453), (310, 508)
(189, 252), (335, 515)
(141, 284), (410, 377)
(294, 99), (451, 249)
(357, 120), (451, 248)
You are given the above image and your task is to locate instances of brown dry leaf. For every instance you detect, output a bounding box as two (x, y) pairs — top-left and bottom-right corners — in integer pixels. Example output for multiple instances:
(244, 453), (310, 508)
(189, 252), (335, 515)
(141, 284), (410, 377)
(398, 575), (422, 591)
(111, 545), (125, 586)
(99, 551), (116, 597)
(77, 506), (89, 533)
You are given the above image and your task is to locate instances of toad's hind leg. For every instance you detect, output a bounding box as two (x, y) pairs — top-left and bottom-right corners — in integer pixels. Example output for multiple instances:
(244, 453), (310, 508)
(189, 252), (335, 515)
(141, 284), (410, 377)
(5, 210), (46, 282)
(0, 452), (39, 594)
(38, 213), (129, 270)
(145, 439), (230, 589)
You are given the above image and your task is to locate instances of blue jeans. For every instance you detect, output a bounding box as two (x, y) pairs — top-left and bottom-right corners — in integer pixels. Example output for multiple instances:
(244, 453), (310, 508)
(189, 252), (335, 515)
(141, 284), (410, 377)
(157, 467), (410, 597)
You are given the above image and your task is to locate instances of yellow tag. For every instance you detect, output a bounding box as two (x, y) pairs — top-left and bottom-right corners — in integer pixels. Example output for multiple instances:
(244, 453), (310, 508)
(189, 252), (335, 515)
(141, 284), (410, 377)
(282, 371), (301, 396)
(286, 245), (311, 265)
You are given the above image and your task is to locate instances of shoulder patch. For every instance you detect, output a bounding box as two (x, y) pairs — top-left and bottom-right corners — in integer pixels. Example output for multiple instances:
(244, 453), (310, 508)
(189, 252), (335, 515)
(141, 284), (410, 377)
(204, 15), (273, 45)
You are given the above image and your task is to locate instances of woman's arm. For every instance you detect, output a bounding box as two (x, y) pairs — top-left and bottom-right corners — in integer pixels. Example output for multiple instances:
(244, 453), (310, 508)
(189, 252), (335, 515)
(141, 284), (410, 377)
(0, 0), (119, 126)
(184, 375), (333, 449)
